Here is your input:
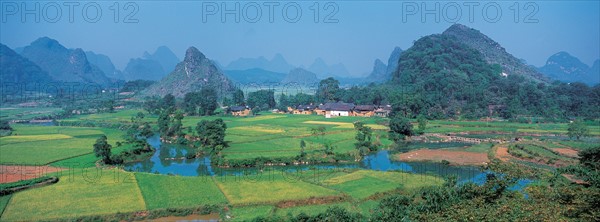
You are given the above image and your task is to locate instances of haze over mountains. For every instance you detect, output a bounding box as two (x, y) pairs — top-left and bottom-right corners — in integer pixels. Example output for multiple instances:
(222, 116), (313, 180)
(537, 52), (600, 85)
(85, 51), (124, 80)
(19, 37), (113, 85)
(1, 24), (598, 93)
(123, 46), (180, 81)
(225, 54), (295, 74)
(281, 68), (319, 85)
(225, 54), (353, 77)
(366, 47), (403, 83)
(0, 43), (53, 84)
(142, 47), (234, 98)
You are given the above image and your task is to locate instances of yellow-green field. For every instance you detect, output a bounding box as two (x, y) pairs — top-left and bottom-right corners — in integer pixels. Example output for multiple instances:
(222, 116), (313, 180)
(1, 109), (599, 221)
(214, 173), (342, 205)
(0, 125), (125, 165)
(1, 169), (146, 221)
(135, 173), (228, 210)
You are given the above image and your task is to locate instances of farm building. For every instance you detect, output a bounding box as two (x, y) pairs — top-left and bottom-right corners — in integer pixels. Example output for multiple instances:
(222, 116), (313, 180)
(353, 105), (376, 117)
(316, 102), (355, 117)
(374, 105), (392, 117)
(229, 106), (251, 116)
(291, 105), (317, 115)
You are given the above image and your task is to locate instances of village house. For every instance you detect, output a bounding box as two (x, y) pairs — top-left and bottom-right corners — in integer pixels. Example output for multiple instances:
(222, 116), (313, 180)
(229, 106), (251, 117)
(291, 105), (316, 115)
(353, 105), (376, 117)
(374, 105), (392, 117)
(316, 102), (355, 118)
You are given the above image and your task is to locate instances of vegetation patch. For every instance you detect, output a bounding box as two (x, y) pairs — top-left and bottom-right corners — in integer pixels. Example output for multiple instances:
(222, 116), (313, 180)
(1, 169), (146, 221)
(214, 173), (341, 206)
(0, 125), (125, 165)
(135, 173), (228, 210)
(230, 205), (274, 221)
(396, 149), (489, 165)
(323, 170), (443, 200)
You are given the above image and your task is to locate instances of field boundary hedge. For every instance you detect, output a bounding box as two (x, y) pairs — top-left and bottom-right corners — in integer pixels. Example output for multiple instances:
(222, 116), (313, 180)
(0, 176), (58, 196)
(37, 204), (225, 222)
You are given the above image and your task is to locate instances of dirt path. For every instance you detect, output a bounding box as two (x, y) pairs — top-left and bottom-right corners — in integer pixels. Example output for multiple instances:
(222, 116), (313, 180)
(396, 149), (489, 166)
(0, 165), (65, 184)
(495, 146), (511, 162)
(552, 148), (579, 158)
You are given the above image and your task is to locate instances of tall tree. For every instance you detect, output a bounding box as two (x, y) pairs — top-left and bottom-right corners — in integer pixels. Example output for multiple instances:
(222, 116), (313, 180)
(354, 121), (375, 155)
(183, 92), (202, 115)
(233, 89), (245, 106)
(317, 77), (340, 103)
(389, 116), (413, 143)
(168, 110), (184, 137)
(568, 119), (590, 140)
(247, 90), (276, 109)
(417, 114), (427, 135)
(161, 94), (176, 110)
(157, 109), (171, 135)
(300, 139), (307, 158)
(278, 93), (290, 112)
(198, 88), (218, 116)
(0, 120), (12, 131)
(93, 135), (112, 164)
(196, 118), (228, 153)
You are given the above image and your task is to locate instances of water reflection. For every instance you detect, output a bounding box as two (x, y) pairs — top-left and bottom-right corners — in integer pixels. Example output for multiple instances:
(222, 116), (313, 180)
(124, 135), (483, 182)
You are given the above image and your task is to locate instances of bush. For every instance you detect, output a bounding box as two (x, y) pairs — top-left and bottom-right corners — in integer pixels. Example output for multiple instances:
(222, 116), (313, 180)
(110, 154), (124, 164)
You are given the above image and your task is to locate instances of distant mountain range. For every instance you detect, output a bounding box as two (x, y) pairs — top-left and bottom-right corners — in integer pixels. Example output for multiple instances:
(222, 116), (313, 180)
(537, 52), (599, 85)
(306, 58), (351, 79)
(366, 47), (403, 83)
(123, 46), (180, 81)
(225, 54), (295, 73)
(2, 29), (598, 96)
(281, 68), (319, 85)
(0, 43), (53, 84)
(19, 37), (113, 85)
(142, 47), (234, 98)
(85, 51), (124, 80)
(226, 54), (352, 79)
(224, 68), (285, 84)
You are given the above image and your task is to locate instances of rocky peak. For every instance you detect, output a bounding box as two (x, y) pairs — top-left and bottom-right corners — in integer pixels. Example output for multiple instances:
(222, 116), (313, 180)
(30, 37), (67, 52)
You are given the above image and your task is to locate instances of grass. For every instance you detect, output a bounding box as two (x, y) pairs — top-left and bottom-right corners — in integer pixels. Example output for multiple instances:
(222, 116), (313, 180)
(230, 205), (274, 221)
(214, 173), (341, 206)
(0, 125), (125, 165)
(0, 107), (62, 121)
(1, 169), (146, 221)
(50, 143), (143, 168)
(558, 141), (599, 150)
(329, 176), (400, 199)
(322, 170), (443, 200)
(273, 202), (356, 217)
(135, 173), (228, 210)
(451, 143), (493, 153)
(0, 194), (11, 220)
(357, 200), (379, 215)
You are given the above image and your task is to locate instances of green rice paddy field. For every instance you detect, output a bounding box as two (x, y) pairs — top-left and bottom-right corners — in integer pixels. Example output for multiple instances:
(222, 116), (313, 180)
(0, 109), (598, 221)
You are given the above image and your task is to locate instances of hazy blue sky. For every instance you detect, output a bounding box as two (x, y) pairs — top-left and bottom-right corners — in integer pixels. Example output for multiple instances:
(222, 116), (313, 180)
(1, 1), (599, 77)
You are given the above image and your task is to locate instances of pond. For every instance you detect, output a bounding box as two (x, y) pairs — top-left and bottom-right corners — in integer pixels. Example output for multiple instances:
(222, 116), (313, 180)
(123, 135), (484, 182)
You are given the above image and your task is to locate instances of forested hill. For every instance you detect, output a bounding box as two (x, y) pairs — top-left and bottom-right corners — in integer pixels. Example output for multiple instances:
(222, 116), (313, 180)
(390, 28), (599, 119)
(141, 47), (235, 98)
(442, 24), (548, 82)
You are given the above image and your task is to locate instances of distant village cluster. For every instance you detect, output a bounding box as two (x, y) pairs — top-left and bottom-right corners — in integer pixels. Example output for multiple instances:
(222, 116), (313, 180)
(228, 102), (392, 118)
